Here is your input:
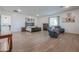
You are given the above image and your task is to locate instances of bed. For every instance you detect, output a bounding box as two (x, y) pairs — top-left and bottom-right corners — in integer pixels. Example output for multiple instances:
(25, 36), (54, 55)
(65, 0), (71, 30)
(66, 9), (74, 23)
(26, 26), (41, 32)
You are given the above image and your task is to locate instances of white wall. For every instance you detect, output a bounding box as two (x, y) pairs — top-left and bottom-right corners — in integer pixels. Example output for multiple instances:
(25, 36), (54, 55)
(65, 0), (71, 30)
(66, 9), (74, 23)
(36, 17), (49, 30)
(11, 14), (25, 32)
(37, 9), (79, 34)
(11, 14), (37, 32)
(59, 9), (79, 34)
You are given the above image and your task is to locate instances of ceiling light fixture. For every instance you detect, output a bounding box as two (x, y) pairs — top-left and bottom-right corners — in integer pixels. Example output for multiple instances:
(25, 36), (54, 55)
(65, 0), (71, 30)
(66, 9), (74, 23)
(64, 6), (70, 8)
(13, 9), (22, 12)
(17, 9), (22, 12)
(36, 14), (39, 16)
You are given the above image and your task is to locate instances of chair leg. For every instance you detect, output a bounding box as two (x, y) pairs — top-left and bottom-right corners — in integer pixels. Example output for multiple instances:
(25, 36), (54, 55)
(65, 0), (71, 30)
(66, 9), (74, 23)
(8, 35), (12, 52)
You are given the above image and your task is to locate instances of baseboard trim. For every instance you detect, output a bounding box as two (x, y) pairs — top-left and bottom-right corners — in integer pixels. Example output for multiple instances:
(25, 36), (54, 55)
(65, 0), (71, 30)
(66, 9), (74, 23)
(65, 32), (79, 35)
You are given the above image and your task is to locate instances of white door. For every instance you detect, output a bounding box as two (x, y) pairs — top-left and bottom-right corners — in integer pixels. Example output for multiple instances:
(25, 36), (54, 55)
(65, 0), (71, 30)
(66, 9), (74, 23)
(1, 15), (11, 32)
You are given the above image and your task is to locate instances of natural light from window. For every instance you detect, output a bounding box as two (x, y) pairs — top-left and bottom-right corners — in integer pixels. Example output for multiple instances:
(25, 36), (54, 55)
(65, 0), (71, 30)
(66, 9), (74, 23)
(49, 17), (58, 27)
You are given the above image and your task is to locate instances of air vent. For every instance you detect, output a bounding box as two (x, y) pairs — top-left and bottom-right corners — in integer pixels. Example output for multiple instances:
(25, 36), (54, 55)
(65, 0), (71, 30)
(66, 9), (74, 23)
(13, 9), (21, 12)
(60, 6), (70, 8)
(13, 10), (18, 12)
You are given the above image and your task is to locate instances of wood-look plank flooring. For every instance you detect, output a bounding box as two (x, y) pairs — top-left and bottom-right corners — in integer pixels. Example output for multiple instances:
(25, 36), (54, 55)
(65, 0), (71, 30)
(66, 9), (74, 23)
(12, 31), (79, 52)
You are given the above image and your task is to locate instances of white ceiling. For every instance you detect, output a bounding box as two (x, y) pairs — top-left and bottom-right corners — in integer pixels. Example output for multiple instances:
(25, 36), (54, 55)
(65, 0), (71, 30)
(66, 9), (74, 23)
(0, 6), (79, 17)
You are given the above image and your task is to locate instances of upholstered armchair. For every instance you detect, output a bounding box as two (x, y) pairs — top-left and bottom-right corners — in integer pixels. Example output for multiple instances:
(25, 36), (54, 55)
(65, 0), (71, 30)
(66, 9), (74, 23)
(48, 26), (65, 38)
(48, 29), (59, 38)
(55, 26), (65, 33)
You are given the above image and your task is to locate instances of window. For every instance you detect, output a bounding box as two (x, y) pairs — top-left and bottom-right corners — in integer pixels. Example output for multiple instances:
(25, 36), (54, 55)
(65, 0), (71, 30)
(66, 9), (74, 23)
(49, 17), (59, 27)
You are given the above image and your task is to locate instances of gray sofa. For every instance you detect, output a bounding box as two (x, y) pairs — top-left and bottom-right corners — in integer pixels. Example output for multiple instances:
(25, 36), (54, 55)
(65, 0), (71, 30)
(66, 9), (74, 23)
(48, 26), (65, 38)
